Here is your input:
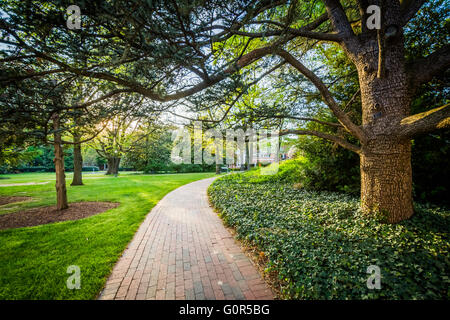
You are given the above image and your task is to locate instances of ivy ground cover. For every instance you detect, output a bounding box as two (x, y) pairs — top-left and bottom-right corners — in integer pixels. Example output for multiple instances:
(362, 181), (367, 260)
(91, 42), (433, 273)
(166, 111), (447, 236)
(208, 169), (449, 299)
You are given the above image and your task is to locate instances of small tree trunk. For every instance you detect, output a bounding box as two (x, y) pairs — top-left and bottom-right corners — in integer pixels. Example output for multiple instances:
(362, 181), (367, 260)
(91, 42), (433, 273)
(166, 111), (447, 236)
(52, 113), (68, 210)
(71, 131), (83, 186)
(215, 163), (221, 174)
(245, 140), (251, 170)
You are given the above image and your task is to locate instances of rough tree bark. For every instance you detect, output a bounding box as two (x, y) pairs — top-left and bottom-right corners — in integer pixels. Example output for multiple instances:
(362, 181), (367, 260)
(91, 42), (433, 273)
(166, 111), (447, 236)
(356, 48), (415, 222)
(354, 4), (414, 223)
(71, 130), (83, 186)
(52, 113), (68, 210)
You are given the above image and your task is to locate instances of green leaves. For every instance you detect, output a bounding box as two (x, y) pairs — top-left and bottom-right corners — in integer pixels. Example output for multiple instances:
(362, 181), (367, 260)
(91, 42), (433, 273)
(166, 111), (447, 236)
(208, 169), (450, 299)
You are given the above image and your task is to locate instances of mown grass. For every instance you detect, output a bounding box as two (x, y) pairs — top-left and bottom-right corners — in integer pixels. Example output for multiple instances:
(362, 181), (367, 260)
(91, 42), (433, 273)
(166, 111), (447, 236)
(0, 171), (214, 299)
(208, 162), (450, 299)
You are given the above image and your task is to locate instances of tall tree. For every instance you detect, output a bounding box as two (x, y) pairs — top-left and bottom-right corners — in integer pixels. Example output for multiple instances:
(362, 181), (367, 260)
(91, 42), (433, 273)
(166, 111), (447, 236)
(1, 1), (449, 222)
(89, 95), (155, 175)
(0, 75), (121, 209)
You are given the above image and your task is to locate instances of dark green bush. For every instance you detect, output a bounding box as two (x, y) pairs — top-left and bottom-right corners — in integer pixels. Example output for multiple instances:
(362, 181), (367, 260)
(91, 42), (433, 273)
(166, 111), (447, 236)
(208, 172), (450, 299)
(144, 162), (216, 174)
(144, 160), (169, 173)
(17, 166), (51, 172)
(296, 135), (360, 195)
(233, 159), (304, 184)
(412, 131), (450, 207)
(82, 166), (99, 172)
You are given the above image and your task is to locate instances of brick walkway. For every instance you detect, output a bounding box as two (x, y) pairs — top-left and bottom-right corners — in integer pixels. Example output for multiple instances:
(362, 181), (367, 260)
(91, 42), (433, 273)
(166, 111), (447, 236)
(98, 177), (274, 300)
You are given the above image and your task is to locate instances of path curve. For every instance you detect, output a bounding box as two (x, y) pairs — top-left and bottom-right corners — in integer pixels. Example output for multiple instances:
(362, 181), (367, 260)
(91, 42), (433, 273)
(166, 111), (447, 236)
(98, 177), (274, 300)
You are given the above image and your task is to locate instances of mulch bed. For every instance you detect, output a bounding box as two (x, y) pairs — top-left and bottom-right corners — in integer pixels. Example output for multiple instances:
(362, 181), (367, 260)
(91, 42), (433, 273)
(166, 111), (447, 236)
(0, 196), (33, 206)
(0, 201), (119, 230)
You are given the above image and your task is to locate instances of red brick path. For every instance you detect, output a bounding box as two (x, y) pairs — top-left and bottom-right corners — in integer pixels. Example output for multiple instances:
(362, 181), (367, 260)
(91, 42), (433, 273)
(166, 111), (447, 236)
(98, 177), (274, 300)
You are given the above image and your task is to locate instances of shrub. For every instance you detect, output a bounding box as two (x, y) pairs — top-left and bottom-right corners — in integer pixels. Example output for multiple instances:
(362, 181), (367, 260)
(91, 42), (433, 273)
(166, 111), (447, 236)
(17, 166), (51, 172)
(145, 162), (216, 174)
(296, 135), (360, 194)
(208, 172), (450, 299)
(235, 159), (305, 184)
(82, 166), (99, 172)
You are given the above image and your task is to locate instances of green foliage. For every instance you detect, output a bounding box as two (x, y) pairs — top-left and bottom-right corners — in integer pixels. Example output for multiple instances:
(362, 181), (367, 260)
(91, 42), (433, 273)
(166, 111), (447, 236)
(232, 159), (305, 184)
(3, 145), (75, 173)
(144, 162), (215, 174)
(412, 131), (450, 207)
(208, 173), (450, 299)
(124, 129), (173, 172)
(296, 135), (360, 195)
(406, 0), (450, 207)
(0, 145), (40, 173)
(81, 166), (99, 172)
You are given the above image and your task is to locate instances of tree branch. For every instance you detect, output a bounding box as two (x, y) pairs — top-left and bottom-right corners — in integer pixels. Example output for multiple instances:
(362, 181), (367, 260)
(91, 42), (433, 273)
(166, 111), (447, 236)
(72, 89), (134, 109)
(400, 0), (426, 26)
(253, 114), (343, 128)
(323, 0), (360, 56)
(226, 27), (342, 42)
(280, 129), (361, 153)
(0, 68), (65, 83)
(397, 103), (450, 138)
(2, 19), (276, 102)
(407, 44), (450, 91)
(50, 122), (108, 145)
(276, 49), (367, 143)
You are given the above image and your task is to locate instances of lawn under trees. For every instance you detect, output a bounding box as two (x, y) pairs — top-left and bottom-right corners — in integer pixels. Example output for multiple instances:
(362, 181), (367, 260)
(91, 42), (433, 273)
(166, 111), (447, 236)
(0, 172), (214, 299)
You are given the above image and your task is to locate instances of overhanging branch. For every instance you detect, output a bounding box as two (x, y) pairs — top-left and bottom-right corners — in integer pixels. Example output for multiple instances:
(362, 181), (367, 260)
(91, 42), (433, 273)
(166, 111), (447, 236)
(280, 129), (361, 154)
(407, 44), (450, 91)
(323, 0), (360, 56)
(277, 49), (367, 143)
(397, 103), (450, 137)
(400, 0), (426, 26)
(0, 19), (277, 103)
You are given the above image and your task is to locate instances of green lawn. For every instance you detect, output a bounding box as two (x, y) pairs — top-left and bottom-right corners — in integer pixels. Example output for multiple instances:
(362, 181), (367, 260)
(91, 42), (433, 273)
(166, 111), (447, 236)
(0, 171), (214, 299)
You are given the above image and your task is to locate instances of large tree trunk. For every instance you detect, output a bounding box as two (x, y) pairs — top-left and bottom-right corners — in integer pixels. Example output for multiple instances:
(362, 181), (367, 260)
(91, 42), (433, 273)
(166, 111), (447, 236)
(52, 113), (68, 210)
(71, 131), (83, 186)
(106, 157), (121, 175)
(356, 27), (414, 223)
(360, 140), (413, 223)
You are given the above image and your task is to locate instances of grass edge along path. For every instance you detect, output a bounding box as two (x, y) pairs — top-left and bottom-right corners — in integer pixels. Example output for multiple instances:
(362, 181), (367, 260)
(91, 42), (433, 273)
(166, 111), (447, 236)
(0, 172), (214, 299)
